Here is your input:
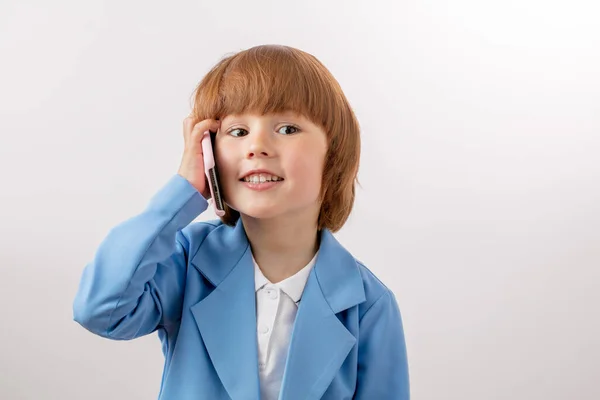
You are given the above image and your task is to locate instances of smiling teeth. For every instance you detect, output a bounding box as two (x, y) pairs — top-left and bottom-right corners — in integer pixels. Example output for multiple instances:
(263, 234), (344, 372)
(244, 174), (282, 183)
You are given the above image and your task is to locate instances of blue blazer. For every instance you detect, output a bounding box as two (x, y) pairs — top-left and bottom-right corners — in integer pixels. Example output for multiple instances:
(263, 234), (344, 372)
(73, 175), (410, 399)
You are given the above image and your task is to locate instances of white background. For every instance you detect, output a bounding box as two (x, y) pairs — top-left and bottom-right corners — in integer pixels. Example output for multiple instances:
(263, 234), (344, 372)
(1, 0), (599, 399)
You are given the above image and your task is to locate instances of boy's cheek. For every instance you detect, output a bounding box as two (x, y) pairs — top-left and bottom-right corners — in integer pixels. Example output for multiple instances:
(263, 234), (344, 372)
(215, 151), (236, 178)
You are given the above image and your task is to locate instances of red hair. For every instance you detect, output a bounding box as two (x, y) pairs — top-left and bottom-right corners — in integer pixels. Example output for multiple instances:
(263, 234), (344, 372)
(190, 45), (360, 232)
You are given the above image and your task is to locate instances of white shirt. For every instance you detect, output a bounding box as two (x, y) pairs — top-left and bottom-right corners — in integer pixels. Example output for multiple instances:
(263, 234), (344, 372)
(253, 251), (318, 400)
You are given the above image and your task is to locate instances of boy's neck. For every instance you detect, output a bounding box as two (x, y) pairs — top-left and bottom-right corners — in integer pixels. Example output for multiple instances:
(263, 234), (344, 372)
(241, 213), (321, 284)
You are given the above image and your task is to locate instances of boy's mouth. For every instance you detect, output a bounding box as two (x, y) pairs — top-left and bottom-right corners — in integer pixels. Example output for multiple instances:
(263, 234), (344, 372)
(240, 173), (284, 184)
(239, 169), (284, 184)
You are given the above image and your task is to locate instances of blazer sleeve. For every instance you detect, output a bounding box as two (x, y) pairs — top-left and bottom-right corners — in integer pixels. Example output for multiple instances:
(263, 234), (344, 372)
(354, 289), (410, 399)
(73, 174), (208, 340)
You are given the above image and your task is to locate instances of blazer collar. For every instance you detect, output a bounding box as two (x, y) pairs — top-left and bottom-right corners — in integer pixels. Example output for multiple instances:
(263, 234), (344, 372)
(189, 218), (366, 400)
(190, 218), (366, 312)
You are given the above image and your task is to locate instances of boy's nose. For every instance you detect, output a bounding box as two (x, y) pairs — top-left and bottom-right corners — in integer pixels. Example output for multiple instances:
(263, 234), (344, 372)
(246, 130), (272, 158)
(247, 149), (269, 158)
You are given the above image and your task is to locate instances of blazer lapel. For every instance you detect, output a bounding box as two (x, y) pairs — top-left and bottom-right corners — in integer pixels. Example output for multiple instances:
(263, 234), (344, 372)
(189, 220), (260, 400)
(278, 230), (366, 400)
(187, 222), (366, 400)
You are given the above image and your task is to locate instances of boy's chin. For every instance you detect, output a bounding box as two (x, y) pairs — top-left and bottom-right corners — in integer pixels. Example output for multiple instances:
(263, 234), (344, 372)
(236, 206), (282, 221)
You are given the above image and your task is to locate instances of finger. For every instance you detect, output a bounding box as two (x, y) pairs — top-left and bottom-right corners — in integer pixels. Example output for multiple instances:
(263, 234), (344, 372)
(183, 116), (196, 143)
(190, 119), (220, 145)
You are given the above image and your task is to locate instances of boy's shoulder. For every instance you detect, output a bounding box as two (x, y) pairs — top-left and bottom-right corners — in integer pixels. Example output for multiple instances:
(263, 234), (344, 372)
(353, 258), (396, 319)
(173, 220), (226, 265)
(177, 219), (223, 246)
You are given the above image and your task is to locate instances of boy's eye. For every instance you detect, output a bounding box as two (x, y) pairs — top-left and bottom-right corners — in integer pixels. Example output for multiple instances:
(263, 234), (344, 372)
(229, 128), (249, 137)
(277, 125), (299, 135)
(228, 125), (299, 137)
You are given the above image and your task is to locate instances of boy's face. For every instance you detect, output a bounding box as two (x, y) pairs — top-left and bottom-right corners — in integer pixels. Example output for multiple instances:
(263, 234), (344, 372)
(215, 111), (328, 224)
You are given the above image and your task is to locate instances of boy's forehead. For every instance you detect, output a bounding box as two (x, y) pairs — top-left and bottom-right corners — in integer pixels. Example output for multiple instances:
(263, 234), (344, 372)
(222, 110), (306, 121)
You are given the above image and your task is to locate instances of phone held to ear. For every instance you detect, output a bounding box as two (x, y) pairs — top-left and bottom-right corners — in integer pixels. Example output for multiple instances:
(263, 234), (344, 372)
(201, 130), (225, 217)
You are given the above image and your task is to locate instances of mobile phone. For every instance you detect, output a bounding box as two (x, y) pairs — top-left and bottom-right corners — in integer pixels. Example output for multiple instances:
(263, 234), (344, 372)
(201, 130), (225, 216)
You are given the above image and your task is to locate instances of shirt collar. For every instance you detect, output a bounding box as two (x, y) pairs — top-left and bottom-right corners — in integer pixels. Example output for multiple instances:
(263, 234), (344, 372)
(253, 251), (319, 303)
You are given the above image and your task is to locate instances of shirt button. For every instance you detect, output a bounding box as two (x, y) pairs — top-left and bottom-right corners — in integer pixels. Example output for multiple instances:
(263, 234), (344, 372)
(258, 325), (269, 334)
(267, 289), (279, 300)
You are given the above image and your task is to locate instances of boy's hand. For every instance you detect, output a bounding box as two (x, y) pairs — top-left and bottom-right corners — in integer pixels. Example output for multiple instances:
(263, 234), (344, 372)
(177, 116), (221, 199)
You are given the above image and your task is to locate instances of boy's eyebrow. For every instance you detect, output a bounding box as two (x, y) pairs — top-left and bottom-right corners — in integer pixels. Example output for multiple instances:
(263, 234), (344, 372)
(222, 111), (304, 124)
